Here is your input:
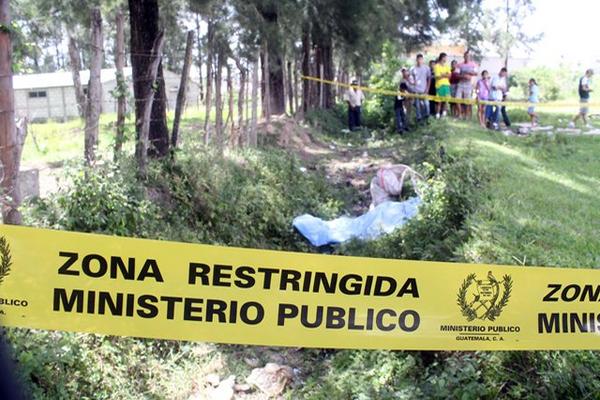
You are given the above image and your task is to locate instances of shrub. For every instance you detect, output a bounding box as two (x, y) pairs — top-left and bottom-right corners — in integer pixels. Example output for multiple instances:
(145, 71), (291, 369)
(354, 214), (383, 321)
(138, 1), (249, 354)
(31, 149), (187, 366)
(24, 161), (158, 237)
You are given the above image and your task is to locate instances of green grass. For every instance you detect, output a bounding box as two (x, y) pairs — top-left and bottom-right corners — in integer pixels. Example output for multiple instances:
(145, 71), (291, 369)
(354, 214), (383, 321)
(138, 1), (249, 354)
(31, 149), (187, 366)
(21, 103), (263, 166)
(436, 112), (600, 268)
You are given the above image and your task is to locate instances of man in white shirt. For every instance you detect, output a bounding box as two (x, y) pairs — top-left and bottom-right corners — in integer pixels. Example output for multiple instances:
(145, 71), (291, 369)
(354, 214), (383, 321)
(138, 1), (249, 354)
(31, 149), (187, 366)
(569, 69), (594, 128)
(488, 68), (508, 129)
(343, 79), (365, 130)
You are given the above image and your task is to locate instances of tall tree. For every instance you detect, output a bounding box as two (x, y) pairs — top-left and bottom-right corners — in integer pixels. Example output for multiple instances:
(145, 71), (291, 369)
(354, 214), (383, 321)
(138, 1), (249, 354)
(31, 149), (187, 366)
(129, 0), (170, 158)
(484, 0), (542, 68)
(114, 10), (127, 159)
(68, 36), (86, 118)
(84, 7), (103, 165)
(0, 0), (26, 224)
(172, 30), (194, 149)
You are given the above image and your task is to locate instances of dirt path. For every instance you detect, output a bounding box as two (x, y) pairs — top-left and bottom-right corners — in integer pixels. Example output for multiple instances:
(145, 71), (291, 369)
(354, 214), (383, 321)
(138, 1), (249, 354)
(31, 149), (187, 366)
(264, 115), (429, 212)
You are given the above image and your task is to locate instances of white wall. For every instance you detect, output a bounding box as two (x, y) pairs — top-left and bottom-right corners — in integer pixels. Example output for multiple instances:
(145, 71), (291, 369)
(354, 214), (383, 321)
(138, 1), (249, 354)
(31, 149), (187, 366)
(15, 71), (203, 121)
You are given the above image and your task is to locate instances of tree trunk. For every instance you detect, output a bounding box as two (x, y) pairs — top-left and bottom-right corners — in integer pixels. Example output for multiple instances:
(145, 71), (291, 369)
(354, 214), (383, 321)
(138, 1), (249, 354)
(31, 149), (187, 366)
(68, 36), (86, 118)
(195, 13), (204, 102)
(114, 10), (126, 160)
(235, 58), (246, 147)
(314, 36), (334, 109)
(301, 24), (310, 113)
(129, 0), (170, 159)
(0, 1), (25, 224)
(262, 41), (271, 121)
(171, 30), (194, 149)
(214, 51), (224, 153)
(84, 8), (103, 166)
(249, 52), (259, 147)
(268, 54), (285, 115)
(134, 32), (165, 176)
(293, 58), (299, 114)
(203, 19), (214, 144)
(225, 62), (235, 145)
(287, 60), (294, 114)
(245, 64), (249, 129)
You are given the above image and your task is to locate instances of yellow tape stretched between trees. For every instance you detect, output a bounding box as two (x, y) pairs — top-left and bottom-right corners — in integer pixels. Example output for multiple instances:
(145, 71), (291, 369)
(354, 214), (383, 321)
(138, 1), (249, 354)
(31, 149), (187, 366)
(302, 75), (598, 110)
(1, 225), (600, 350)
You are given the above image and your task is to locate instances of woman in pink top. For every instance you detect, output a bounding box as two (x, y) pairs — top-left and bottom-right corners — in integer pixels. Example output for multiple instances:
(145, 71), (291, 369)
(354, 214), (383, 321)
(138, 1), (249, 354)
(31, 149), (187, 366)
(476, 70), (491, 127)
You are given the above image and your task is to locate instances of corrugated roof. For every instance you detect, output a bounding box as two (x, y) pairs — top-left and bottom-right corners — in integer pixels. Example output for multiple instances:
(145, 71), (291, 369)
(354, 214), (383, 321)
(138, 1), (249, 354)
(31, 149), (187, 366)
(13, 68), (133, 90)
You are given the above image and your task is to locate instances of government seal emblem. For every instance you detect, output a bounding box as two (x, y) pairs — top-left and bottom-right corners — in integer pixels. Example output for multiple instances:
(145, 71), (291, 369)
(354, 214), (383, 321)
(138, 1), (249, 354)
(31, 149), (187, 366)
(457, 271), (512, 322)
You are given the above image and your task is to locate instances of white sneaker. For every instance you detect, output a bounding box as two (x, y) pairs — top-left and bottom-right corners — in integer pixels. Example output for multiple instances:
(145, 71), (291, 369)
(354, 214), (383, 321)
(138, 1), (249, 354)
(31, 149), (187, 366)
(435, 114), (440, 119)
(568, 122), (575, 128)
(442, 111), (447, 117)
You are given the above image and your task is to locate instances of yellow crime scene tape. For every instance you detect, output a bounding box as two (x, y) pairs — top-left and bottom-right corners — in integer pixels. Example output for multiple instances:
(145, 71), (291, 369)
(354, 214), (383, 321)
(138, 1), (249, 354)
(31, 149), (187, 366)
(302, 75), (599, 110)
(1, 225), (600, 350)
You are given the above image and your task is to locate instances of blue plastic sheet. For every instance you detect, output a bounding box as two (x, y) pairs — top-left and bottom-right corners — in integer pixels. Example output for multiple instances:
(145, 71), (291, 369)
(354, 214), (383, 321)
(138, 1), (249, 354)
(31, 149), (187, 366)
(293, 197), (422, 247)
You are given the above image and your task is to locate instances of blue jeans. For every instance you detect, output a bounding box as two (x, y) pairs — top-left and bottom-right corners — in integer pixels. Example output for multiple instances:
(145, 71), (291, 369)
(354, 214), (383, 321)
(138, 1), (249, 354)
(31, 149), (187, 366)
(486, 104), (501, 124)
(414, 98), (429, 121)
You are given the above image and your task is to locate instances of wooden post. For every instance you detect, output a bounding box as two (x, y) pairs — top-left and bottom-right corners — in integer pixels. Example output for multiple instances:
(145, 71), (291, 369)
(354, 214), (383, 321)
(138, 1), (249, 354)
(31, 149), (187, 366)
(215, 51), (224, 153)
(203, 19), (214, 144)
(84, 7), (103, 166)
(0, 0), (26, 224)
(249, 51), (259, 147)
(171, 30), (194, 149)
(114, 10), (126, 159)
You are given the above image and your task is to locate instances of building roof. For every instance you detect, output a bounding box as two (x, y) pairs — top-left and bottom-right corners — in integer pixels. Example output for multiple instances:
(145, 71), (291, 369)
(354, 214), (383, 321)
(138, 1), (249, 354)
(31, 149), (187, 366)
(13, 68), (133, 90)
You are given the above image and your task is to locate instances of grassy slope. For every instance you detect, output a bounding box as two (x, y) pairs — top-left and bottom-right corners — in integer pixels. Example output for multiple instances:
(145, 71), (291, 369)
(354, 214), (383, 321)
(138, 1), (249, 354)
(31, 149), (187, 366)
(439, 113), (600, 268)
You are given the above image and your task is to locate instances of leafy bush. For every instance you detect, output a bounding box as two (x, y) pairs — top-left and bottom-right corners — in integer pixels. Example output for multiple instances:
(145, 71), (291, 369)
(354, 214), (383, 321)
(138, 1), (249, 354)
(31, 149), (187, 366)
(145, 148), (348, 250)
(25, 161), (159, 237)
(295, 350), (420, 399)
(25, 149), (349, 251)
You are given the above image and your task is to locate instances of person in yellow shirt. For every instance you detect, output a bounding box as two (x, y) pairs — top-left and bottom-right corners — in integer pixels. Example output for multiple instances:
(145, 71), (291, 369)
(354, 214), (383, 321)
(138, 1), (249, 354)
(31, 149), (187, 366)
(433, 52), (451, 118)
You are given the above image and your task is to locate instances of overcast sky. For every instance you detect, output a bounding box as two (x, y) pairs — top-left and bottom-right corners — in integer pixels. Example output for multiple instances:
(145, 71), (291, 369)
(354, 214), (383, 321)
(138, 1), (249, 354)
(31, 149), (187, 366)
(486, 0), (599, 68)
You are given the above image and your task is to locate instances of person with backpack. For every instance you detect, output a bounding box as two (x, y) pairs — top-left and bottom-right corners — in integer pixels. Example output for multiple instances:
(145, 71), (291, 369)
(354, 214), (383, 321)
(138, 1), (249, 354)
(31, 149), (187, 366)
(569, 69), (594, 128)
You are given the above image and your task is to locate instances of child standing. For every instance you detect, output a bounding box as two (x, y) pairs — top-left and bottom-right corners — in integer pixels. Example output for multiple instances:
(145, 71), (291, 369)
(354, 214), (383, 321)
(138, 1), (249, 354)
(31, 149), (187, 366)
(528, 78), (539, 127)
(394, 69), (411, 134)
(476, 70), (490, 127)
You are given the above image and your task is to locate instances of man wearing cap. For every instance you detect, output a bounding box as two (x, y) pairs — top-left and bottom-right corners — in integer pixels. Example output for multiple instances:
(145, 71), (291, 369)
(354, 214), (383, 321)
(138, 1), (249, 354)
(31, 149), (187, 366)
(569, 69), (594, 128)
(344, 79), (365, 131)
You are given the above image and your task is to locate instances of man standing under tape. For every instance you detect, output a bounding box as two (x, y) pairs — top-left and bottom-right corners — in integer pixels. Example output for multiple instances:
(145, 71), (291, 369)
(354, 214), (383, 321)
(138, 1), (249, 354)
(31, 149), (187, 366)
(410, 53), (431, 125)
(456, 50), (478, 120)
(344, 78), (365, 131)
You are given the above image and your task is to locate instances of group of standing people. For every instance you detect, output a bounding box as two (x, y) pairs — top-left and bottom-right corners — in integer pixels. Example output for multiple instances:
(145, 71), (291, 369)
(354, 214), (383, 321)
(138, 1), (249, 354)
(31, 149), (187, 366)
(343, 51), (594, 133)
(393, 51), (512, 133)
